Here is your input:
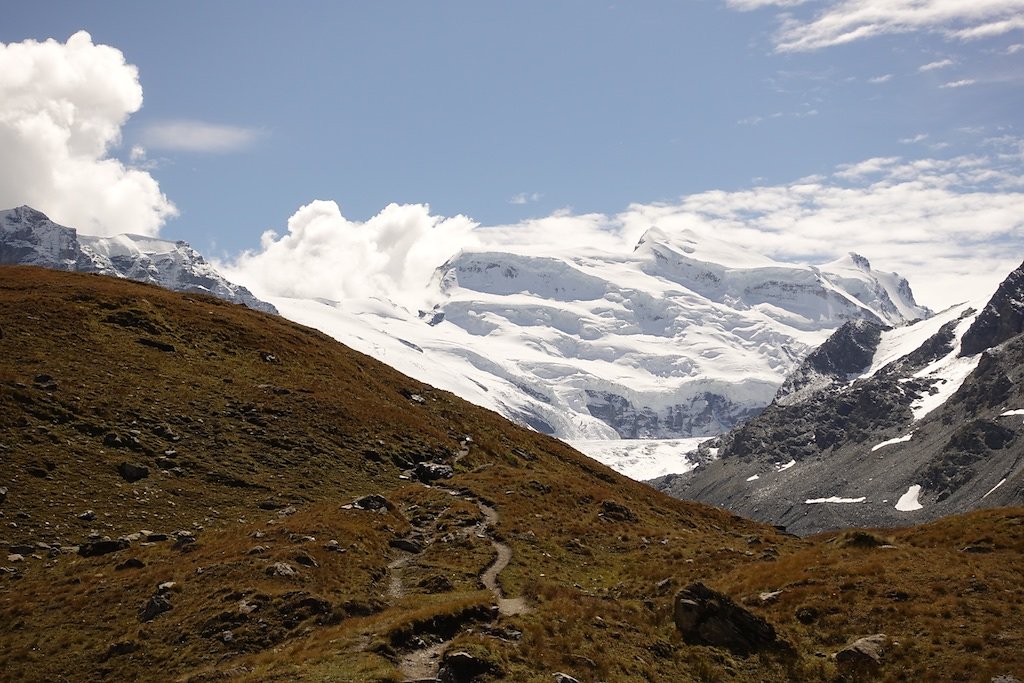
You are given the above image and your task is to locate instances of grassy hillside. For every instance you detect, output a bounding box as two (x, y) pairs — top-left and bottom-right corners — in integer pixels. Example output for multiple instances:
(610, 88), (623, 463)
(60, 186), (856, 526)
(0, 266), (1021, 682)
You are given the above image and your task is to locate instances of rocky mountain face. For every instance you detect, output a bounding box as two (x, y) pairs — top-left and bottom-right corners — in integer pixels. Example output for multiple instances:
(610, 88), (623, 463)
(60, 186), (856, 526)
(267, 228), (929, 476)
(653, 260), (1024, 535)
(0, 205), (276, 314)
(2, 267), (1022, 683)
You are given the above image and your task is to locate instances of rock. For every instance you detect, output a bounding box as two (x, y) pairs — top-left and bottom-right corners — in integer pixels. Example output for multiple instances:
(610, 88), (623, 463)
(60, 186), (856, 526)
(418, 575), (454, 593)
(139, 593), (173, 622)
(673, 582), (786, 656)
(960, 259), (1024, 356)
(0, 486), (6, 504)
(414, 462), (454, 482)
(293, 553), (319, 568)
(247, 545), (268, 555)
(145, 532), (169, 542)
(277, 505), (298, 517)
(266, 561), (298, 577)
(834, 634), (888, 676)
(960, 544), (994, 554)
(439, 650), (493, 682)
(599, 500), (637, 523)
(351, 494), (389, 510)
(78, 538), (130, 557)
(553, 674), (581, 683)
(795, 606), (819, 624)
(103, 640), (138, 659)
(389, 537), (424, 553)
(115, 558), (145, 571)
(136, 337), (176, 353)
(77, 510), (96, 521)
(6, 553), (24, 563)
(117, 462), (149, 483)
(323, 539), (346, 553)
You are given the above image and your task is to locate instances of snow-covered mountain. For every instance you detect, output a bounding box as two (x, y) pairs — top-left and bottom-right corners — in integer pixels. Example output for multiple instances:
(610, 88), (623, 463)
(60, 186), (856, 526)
(653, 259), (1024, 533)
(268, 226), (929, 476)
(0, 206), (276, 314)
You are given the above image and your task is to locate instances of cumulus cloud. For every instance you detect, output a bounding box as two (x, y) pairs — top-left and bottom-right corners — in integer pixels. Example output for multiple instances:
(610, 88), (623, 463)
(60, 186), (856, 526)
(226, 141), (1024, 312)
(224, 200), (480, 309)
(140, 120), (263, 153)
(736, 0), (1024, 52)
(0, 31), (176, 236)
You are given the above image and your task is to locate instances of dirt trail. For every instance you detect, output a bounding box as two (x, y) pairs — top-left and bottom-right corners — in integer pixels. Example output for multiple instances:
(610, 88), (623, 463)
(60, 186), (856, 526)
(395, 438), (527, 680)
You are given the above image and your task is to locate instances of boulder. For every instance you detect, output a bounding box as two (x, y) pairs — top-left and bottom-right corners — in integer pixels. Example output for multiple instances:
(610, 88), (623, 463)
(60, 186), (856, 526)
(117, 462), (149, 483)
(599, 500), (637, 522)
(352, 494), (389, 510)
(553, 674), (581, 683)
(439, 650), (493, 682)
(139, 593), (173, 622)
(266, 561), (298, 577)
(78, 538), (130, 557)
(673, 582), (786, 656)
(415, 462), (454, 482)
(389, 538), (424, 553)
(834, 634), (887, 676)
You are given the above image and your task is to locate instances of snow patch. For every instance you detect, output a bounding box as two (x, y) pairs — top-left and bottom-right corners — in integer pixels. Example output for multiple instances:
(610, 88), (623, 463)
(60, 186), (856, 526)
(568, 437), (707, 480)
(777, 459), (796, 471)
(895, 485), (924, 511)
(871, 433), (914, 452)
(746, 474), (760, 482)
(983, 478), (1007, 499)
(805, 496), (866, 504)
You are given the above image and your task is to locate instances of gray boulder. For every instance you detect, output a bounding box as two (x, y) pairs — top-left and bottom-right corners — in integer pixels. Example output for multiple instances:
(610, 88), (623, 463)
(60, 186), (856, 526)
(834, 634), (887, 676)
(673, 582), (786, 656)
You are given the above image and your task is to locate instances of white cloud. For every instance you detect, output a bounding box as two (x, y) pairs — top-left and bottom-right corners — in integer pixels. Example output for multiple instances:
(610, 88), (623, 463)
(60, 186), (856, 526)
(900, 133), (929, 144)
(919, 58), (955, 71)
(0, 31), (176, 236)
(140, 120), (262, 153)
(940, 78), (977, 88)
(1008, 43), (1024, 54)
(738, 0), (1024, 52)
(726, 0), (811, 9)
(509, 192), (543, 205)
(226, 141), (1024, 312)
(868, 74), (893, 84)
(224, 200), (480, 310)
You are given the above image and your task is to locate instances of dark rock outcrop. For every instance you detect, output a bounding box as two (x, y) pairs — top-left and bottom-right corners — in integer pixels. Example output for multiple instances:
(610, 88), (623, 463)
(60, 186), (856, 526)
(961, 259), (1024, 356)
(117, 462), (150, 483)
(673, 582), (786, 656)
(414, 462), (454, 482)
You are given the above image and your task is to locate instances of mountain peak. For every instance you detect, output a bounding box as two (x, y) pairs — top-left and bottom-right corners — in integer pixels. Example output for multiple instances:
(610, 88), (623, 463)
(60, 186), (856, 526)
(0, 205), (277, 315)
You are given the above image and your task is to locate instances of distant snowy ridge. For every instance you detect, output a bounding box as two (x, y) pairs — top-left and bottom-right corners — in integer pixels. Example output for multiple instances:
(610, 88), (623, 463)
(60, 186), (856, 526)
(0, 206), (276, 314)
(271, 224), (929, 477)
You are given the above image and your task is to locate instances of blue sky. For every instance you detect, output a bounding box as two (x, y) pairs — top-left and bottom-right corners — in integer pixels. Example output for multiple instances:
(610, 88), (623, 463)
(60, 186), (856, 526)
(2, 1), (1024, 308)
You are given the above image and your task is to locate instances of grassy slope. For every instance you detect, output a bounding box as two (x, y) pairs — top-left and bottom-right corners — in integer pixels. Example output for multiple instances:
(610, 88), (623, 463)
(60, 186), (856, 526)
(0, 266), (1020, 682)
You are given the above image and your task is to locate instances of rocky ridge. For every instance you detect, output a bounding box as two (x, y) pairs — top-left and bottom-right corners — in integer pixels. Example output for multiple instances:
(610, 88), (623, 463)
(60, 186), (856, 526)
(653, 260), (1024, 535)
(0, 205), (276, 314)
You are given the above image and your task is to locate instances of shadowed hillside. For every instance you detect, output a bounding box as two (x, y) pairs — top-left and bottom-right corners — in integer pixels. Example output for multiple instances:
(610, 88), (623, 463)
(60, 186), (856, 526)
(0, 266), (1021, 682)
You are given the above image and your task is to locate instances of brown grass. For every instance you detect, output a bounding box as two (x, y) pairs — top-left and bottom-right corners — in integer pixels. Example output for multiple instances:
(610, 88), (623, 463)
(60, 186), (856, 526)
(1, 267), (1022, 682)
